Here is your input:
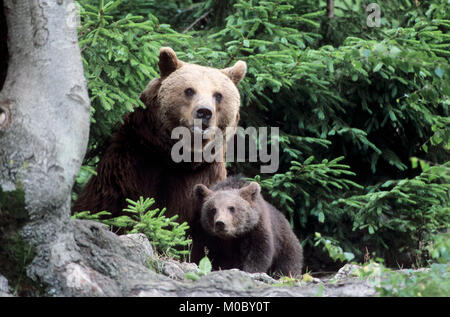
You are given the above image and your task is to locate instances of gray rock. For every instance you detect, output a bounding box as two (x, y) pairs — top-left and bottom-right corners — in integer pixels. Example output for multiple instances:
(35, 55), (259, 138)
(158, 259), (198, 281)
(118, 233), (154, 266)
(333, 264), (362, 281)
(247, 272), (278, 285)
(71, 220), (169, 296)
(0, 217), (384, 297)
(0, 274), (12, 297)
(68, 220), (380, 297)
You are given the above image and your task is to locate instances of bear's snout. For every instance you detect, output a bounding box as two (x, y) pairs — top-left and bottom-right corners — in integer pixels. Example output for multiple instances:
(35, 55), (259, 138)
(193, 105), (214, 131)
(214, 220), (226, 232)
(195, 106), (213, 120)
(211, 211), (235, 237)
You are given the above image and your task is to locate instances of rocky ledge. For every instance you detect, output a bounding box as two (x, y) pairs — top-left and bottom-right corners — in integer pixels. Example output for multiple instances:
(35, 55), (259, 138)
(1, 219), (381, 297)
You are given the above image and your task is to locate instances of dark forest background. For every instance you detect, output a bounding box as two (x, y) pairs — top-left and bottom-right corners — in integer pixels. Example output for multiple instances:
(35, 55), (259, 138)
(72, 0), (449, 273)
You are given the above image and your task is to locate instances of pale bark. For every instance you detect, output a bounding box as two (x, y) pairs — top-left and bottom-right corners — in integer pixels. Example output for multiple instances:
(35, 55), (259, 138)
(0, 0), (90, 295)
(327, 0), (334, 19)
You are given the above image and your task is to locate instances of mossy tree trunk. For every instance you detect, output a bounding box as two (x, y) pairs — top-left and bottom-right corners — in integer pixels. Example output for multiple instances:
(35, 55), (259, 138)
(0, 0), (90, 295)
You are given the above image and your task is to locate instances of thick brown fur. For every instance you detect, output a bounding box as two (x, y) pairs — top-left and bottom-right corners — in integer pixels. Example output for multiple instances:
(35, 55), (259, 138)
(192, 176), (304, 278)
(72, 48), (246, 226)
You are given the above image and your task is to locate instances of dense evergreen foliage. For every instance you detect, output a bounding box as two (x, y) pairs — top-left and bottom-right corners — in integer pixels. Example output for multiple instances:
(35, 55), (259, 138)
(74, 0), (449, 271)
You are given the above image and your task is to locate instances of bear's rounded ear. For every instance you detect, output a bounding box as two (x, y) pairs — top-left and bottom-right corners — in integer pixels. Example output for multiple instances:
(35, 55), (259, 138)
(158, 47), (183, 79)
(239, 182), (260, 204)
(221, 60), (247, 85)
(194, 184), (212, 201)
(139, 78), (162, 106)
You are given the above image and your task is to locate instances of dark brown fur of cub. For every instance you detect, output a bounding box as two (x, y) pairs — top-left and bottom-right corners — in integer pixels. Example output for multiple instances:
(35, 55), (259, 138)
(192, 176), (303, 277)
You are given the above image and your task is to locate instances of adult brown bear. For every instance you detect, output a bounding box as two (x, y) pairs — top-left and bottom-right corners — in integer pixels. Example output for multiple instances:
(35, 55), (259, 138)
(72, 47), (247, 225)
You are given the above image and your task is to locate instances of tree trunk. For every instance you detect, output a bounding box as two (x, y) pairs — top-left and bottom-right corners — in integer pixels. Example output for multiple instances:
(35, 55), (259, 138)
(327, 0), (334, 19)
(0, 0), (90, 295)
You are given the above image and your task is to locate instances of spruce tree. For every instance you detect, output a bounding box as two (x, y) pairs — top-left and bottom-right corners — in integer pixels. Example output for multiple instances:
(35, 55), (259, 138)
(74, 0), (449, 270)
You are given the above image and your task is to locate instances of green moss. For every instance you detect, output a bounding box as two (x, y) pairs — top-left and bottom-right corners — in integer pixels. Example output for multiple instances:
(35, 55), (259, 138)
(0, 185), (27, 218)
(0, 186), (44, 296)
(146, 257), (165, 274)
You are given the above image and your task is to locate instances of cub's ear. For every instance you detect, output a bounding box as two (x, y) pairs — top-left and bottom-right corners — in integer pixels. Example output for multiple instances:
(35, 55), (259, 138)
(221, 60), (247, 85)
(158, 47), (183, 79)
(193, 184), (213, 201)
(239, 182), (260, 204)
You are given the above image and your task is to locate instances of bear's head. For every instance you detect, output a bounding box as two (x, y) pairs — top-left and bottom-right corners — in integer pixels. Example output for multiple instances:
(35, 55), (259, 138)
(193, 182), (261, 239)
(140, 47), (246, 155)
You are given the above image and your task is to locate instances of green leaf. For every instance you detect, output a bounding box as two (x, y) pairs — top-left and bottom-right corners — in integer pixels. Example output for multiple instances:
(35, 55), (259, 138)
(328, 61), (334, 74)
(434, 67), (444, 79)
(410, 157), (418, 169)
(185, 272), (200, 281)
(318, 211), (325, 223)
(419, 160), (430, 172)
(198, 256), (212, 275)
(390, 46), (401, 57)
(373, 63), (383, 72)
(389, 110), (397, 121)
(344, 252), (355, 261)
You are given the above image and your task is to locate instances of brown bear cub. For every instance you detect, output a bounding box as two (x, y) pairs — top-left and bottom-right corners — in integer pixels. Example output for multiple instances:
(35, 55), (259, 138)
(192, 176), (303, 278)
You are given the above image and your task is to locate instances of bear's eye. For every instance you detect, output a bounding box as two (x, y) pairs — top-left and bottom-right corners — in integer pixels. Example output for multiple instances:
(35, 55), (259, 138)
(185, 88), (195, 97)
(214, 92), (223, 103)
(228, 206), (235, 213)
(210, 208), (217, 215)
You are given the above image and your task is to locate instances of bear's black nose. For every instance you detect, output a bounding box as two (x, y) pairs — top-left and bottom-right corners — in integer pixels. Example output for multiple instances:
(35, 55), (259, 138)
(196, 107), (213, 120)
(215, 220), (225, 231)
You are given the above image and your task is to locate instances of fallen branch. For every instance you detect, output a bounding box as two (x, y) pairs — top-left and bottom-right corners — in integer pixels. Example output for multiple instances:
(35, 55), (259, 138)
(182, 9), (212, 34)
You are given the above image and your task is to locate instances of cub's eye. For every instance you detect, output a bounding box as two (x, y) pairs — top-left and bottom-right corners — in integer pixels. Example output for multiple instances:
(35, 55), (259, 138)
(210, 208), (217, 215)
(185, 88), (195, 97)
(228, 206), (235, 213)
(214, 92), (223, 103)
